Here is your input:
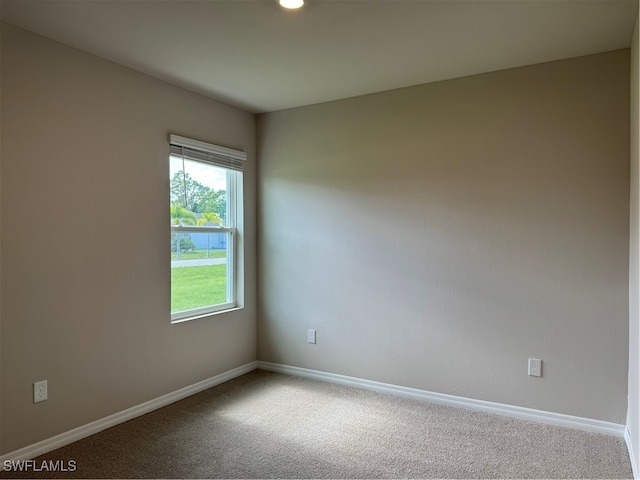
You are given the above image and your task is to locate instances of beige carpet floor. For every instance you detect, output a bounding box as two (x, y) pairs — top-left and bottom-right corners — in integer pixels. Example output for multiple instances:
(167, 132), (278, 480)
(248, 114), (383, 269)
(1, 370), (633, 479)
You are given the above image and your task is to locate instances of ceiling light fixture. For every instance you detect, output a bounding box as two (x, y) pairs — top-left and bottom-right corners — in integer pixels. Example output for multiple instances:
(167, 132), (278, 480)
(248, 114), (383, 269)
(279, 0), (304, 9)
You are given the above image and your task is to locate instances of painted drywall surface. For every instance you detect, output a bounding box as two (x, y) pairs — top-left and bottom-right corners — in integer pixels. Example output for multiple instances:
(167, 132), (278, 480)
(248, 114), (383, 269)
(258, 51), (630, 423)
(0, 24), (257, 454)
(629, 14), (640, 475)
(0, 21), (4, 456)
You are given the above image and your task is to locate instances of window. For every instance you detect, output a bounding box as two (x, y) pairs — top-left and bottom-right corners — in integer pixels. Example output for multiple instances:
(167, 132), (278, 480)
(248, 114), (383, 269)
(169, 134), (245, 322)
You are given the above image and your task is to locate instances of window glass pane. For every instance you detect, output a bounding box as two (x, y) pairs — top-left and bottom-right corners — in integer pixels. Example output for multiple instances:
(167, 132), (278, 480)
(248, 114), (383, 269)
(171, 232), (229, 313)
(170, 156), (228, 225)
(170, 154), (232, 317)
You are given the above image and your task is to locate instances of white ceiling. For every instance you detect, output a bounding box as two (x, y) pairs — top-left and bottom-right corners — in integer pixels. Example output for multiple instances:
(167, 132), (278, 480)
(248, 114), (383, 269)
(1, 0), (637, 113)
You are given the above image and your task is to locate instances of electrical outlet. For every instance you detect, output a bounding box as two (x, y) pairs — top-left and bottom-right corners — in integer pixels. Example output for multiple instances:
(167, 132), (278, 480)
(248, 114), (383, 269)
(307, 329), (316, 344)
(34, 380), (47, 403)
(528, 358), (542, 377)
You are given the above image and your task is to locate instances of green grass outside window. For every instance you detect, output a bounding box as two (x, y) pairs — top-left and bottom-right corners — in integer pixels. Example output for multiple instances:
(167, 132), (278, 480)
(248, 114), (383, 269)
(171, 264), (228, 312)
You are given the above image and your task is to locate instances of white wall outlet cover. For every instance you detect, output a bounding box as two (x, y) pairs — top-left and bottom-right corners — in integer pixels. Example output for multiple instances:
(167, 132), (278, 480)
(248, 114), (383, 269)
(34, 380), (48, 403)
(528, 358), (542, 377)
(307, 329), (316, 344)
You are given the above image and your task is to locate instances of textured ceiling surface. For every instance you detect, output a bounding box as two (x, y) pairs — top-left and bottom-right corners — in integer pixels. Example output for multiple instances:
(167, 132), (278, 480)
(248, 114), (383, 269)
(1, 0), (637, 113)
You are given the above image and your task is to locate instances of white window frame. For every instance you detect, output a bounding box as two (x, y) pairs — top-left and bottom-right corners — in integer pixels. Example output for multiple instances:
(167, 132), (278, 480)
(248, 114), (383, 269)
(169, 134), (245, 323)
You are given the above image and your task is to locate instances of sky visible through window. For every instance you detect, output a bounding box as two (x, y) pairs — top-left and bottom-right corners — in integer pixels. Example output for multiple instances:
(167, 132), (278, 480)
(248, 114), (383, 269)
(170, 156), (227, 191)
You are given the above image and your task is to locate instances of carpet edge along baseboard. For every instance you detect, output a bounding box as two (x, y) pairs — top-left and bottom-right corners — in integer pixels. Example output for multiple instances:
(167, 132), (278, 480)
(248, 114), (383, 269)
(0, 361), (258, 467)
(256, 361), (626, 437)
(0, 360), (628, 469)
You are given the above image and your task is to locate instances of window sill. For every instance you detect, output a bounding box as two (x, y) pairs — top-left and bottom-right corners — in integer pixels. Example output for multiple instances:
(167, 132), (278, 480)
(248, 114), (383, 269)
(171, 306), (243, 324)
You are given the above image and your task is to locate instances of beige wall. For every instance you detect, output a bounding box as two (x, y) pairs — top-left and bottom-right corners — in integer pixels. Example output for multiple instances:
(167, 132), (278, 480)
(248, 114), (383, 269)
(258, 50), (630, 423)
(0, 23), (257, 454)
(0, 21), (3, 455)
(629, 13), (639, 476)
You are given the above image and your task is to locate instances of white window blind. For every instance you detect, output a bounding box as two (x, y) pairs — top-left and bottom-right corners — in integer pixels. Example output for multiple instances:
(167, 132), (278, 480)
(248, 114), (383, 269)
(169, 134), (246, 172)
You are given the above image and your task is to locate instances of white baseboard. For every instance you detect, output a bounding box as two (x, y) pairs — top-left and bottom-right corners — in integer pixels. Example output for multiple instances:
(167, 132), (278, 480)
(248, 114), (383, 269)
(257, 361), (626, 437)
(627, 427), (639, 479)
(2, 359), (629, 468)
(0, 361), (257, 466)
